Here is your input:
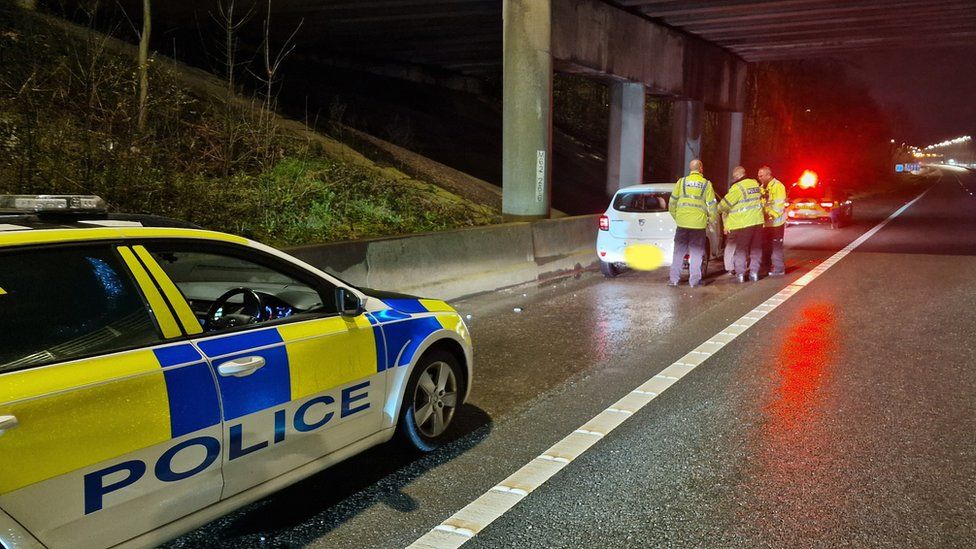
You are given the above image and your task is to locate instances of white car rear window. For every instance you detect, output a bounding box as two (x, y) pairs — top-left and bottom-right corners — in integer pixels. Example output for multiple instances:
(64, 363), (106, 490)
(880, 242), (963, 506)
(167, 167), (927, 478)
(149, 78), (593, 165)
(612, 192), (670, 213)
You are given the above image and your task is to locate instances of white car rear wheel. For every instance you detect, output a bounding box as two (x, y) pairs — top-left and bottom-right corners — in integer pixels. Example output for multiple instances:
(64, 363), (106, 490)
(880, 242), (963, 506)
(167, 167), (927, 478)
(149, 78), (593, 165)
(600, 260), (622, 278)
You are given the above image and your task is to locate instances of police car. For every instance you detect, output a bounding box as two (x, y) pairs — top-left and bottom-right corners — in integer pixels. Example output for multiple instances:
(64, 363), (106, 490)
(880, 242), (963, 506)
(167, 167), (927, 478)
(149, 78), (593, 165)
(0, 196), (473, 549)
(785, 170), (854, 228)
(597, 184), (725, 277)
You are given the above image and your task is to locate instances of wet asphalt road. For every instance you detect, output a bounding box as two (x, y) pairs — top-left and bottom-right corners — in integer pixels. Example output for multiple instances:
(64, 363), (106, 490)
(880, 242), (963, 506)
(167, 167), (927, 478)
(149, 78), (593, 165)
(169, 166), (975, 548)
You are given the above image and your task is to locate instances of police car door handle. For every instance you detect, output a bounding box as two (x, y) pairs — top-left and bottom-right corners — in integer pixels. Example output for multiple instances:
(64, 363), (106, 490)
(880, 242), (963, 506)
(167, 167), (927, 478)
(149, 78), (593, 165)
(216, 356), (266, 377)
(0, 415), (18, 435)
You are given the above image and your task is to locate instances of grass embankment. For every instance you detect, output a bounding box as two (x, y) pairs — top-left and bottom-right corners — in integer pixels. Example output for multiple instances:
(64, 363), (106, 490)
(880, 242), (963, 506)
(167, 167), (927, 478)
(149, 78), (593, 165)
(0, 4), (498, 246)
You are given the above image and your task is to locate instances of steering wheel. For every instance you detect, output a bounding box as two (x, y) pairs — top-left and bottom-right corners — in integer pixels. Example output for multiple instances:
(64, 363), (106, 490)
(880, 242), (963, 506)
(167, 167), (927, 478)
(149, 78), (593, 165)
(205, 288), (266, 331)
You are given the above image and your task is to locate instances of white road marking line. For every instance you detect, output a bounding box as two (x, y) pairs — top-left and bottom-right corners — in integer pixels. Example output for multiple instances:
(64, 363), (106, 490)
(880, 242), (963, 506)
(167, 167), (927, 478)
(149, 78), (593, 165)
(434, 525), (474, 537)
(606, 408), (633, 415)
(407, 188), (931, 549)
(537, 455), (571, 464)
(491, 485), (529, 496)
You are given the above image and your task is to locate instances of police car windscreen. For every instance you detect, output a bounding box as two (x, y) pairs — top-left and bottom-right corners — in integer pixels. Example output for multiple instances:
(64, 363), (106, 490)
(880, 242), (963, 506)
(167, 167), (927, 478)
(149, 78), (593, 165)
(613, 192), (669, 213)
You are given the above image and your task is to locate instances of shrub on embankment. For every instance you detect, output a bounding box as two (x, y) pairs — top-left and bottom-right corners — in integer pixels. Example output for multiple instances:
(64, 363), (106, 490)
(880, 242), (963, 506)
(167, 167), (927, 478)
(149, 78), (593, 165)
(0, 4), (496, 246)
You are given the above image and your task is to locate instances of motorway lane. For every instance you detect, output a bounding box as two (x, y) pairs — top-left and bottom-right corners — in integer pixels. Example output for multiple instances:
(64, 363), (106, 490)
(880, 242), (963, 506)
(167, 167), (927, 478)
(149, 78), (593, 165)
(168, 172), (961, 548)
(463, 166), (976, 547)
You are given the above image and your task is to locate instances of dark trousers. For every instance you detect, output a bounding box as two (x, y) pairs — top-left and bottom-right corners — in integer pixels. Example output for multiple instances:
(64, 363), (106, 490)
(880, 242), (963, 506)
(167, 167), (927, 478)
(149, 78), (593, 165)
(732, 225), (763, 276)
(670, 227), (706, 285)
(763, 225), (785, 273)
(724, 231), (737, 273)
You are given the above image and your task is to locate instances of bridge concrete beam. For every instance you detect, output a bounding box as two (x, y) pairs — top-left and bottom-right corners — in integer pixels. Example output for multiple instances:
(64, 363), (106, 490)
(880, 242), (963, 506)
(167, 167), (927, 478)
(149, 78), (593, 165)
(503, 0), (748, 218)
(670, 100), (704, 181)
(607, 81), (646, 194)
(552, 0), (747, 112)
(713, 111), (744, 194)
(502, 0), (552, 220)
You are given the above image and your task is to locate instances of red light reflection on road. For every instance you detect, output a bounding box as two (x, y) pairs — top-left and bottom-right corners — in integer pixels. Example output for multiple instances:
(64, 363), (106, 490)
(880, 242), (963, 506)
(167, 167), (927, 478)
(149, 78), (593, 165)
(745, 302), (841, 539)
(766, 302), (837, 430)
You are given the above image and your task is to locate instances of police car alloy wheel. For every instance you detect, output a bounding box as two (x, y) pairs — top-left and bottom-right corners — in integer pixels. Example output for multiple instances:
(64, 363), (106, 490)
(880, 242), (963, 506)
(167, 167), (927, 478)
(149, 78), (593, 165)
(399, 350), (462, 452)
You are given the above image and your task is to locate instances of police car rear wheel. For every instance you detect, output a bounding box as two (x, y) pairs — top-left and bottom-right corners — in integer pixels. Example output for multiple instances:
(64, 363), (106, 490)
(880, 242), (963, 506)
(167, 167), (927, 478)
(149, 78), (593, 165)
(399, 350), (461, 452)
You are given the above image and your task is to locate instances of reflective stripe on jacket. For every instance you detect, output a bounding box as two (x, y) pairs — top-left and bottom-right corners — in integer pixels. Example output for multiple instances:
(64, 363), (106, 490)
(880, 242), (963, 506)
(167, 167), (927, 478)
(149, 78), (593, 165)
(763, 178), (787, 227)
(720, 178), (764, 230)
(668, 171), (717, 230)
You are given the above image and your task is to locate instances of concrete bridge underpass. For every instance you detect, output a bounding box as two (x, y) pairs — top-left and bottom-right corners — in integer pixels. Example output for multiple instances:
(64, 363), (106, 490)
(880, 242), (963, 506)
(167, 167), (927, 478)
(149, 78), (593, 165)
(103, 0), (976, 218)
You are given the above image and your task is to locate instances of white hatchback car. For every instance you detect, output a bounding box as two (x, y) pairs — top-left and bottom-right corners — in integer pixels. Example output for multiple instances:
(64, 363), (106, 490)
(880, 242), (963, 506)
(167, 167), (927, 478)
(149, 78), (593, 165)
(596, 184), (725, 278)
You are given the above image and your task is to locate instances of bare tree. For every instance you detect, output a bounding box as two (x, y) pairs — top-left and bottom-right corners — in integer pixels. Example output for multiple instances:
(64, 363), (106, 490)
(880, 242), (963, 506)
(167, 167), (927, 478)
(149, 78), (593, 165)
(259, 0), (301, 111)
(136, 0), (150, 132)
(253, 0), (302, 168)
(212, 0), (252, 176)
(214, 0), (252, 99)
(68, 1), (118, 185)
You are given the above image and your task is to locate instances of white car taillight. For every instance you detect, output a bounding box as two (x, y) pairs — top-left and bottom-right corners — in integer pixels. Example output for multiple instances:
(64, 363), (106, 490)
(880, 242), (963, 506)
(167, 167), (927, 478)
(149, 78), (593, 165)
(599, 215), (610, 231)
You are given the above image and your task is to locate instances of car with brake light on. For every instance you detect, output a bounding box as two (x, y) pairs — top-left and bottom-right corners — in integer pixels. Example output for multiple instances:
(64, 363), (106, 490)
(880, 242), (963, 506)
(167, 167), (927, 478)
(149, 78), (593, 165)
(0, 195), (473, 549)
(786, 170), (854, 228)
(596, 184), (725, 278)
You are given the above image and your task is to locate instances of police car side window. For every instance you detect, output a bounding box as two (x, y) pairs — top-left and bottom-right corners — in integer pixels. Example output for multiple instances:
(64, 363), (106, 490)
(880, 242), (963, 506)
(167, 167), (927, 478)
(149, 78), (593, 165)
(0, 246), (164, 373)
(144, 244), (336, 332)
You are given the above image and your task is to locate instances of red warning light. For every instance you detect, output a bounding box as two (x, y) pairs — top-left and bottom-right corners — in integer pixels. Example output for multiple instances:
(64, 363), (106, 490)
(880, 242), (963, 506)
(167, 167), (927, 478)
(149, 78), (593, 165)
(798, 170), (819, 189)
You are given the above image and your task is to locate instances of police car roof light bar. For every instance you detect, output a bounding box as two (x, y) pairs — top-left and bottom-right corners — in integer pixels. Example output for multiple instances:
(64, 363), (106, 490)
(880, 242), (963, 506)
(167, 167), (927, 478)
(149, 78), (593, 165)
(0, 195), (107, 214)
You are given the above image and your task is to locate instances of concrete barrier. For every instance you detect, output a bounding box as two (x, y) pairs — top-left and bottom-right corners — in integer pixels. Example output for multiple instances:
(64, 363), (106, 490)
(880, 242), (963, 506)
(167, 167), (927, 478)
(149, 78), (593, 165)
(288, 215), (600, 300)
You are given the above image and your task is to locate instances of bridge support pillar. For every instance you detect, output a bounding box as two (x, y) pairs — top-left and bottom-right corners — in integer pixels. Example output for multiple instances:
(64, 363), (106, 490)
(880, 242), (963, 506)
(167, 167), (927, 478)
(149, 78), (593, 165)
(502, 0), (552, 220)
(714, 111), (744, 194)
(606, 81), (646, 195)
(670, 100), (703, 180)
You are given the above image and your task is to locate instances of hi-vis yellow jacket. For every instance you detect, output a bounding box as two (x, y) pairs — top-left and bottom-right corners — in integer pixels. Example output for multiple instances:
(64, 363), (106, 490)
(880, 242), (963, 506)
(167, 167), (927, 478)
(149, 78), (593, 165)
(763, 178), (787, 227)
(720, 177), (765, 230)
(668, 171), (717, 230)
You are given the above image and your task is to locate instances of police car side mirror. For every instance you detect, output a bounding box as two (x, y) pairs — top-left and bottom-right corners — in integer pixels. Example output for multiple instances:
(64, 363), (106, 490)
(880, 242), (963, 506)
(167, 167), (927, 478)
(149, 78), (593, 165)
(335, 287), (365, 317)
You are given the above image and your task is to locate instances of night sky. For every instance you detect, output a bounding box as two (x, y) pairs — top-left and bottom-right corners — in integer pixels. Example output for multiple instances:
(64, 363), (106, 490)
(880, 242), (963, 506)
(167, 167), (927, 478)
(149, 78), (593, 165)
(848, 46), (976, 147)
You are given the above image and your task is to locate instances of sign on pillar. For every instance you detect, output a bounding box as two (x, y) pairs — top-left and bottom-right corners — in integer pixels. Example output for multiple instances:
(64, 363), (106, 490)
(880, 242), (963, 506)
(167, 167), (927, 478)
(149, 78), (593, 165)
(536, 150), (546, 203)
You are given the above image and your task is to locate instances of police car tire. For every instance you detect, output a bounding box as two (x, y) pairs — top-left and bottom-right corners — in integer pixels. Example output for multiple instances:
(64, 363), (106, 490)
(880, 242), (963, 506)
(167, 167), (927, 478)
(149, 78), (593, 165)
(397, 350), (462, 453)
(600, 260), (621, 278)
